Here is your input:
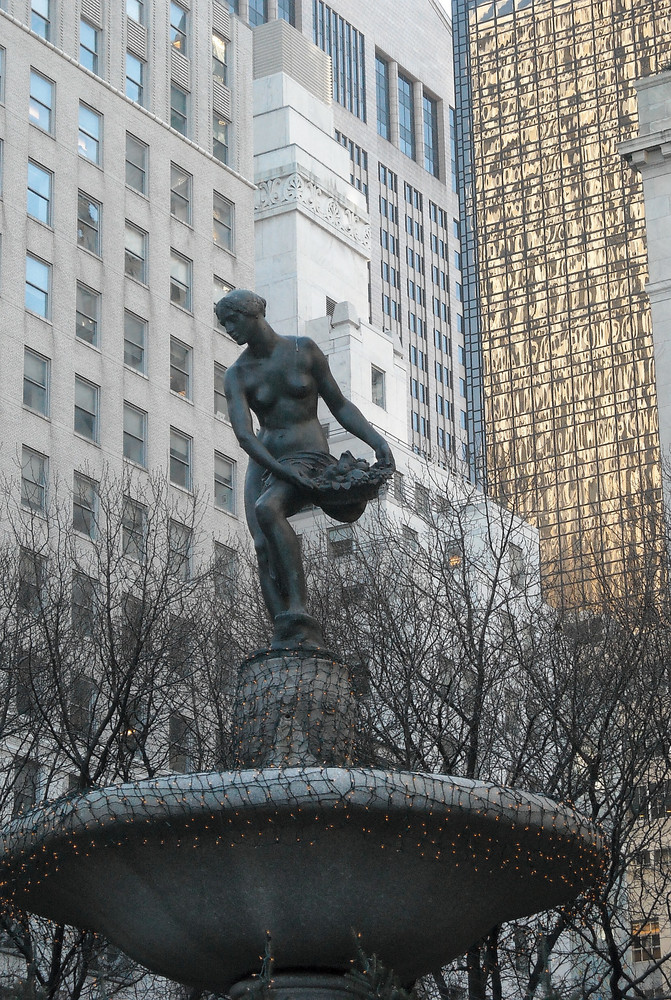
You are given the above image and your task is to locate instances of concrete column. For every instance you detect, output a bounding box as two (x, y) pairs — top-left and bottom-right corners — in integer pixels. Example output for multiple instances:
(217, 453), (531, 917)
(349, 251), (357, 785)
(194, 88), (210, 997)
(388, 60), (399, 149)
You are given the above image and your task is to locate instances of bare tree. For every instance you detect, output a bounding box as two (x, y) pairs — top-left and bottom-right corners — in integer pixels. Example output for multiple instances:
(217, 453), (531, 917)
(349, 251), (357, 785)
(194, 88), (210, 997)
(0, 468), (252, 1000)
(301, 482), (671, 1000)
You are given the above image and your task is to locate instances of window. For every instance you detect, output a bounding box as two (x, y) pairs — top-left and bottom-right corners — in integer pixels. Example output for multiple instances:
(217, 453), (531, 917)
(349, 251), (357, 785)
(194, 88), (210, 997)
(70, 674), (96, 734)
(509, 543), (526, 591)
(124, 311), (146, 372)
(214, 453), (235, 512)
(398, 73), (415, 159)
(25, 254), (51, 318)
(328, 525), (354, 557)
(169, 713), (191, 772)
(27, 161), (52, 225)
(77, 193), (101, 256)
(73, 472), (97, 536)
(125, 223), (147, 282)
(214, 362), (228, 419)
(13, 759), (39, 817)
(170, 84), (188, 135)
(212, 32), (227, 85)
(277, 0), (295, 23)
(632, 921), (661, 964)
(213, 192), (233, 250)
(31, 0), (50, 39)
(19, 548), (46, 613)
(170, 338), (191, 398)
(122, 497), (146, 561)
(126, 52), (145, 105)
(313, 2), (365, 121)
(21, 447), (47, 512)
(376, 55), (389, 140)
(248, 0), (267, 25)
(170, 250), (192, 311)
(123, 402), (146, 466)
(72, 571), (97, 636)
(415, 483), (430, 518)
(16, 653), (41, 718)
(423, 94), (439, 177)
(170, 428), (192, 489)
(80, 20), (99, 74)
(23, 348), (49, 415)
(228, 0), (239, 11)
(127, 0), (144, 23)
(371, 365), (385, 408)
(170, 2), (187, 52)
(75, 283), (100, 345)
(170, 164), (191, 223)
(126, 134), (148, 193)
(168, 521), (191, 580)
(213, 114), (229, 164)
(214, 541), (237, 589)
(29, 70), (54, 134)
(78, 104), (102, 163)
(74, 375), (99, 442)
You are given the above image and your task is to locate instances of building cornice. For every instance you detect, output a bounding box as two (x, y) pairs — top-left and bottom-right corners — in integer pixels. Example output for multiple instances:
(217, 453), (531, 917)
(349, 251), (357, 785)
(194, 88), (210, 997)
(619, 130), (671, 169)
(255, 168), (371, 256)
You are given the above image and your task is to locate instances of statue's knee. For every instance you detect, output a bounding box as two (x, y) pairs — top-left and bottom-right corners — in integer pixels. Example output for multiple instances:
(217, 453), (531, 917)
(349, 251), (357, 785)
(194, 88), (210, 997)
(255, 493), (279, 531)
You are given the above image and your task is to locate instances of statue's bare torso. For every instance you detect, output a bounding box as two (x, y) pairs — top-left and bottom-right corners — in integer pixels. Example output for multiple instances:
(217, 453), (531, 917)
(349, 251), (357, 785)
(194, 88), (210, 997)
(229, 336), (329, 459)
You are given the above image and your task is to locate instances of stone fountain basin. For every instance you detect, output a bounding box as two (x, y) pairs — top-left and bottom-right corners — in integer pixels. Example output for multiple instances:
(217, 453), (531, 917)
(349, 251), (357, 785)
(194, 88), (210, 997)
(0, 767), (605, 991)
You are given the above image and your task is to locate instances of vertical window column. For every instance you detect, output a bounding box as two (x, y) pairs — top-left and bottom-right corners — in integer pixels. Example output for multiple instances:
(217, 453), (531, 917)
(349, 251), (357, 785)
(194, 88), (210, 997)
(375, 54), (390, 140)
(398, 72), (415, 160)
(412, 79), (424, 168)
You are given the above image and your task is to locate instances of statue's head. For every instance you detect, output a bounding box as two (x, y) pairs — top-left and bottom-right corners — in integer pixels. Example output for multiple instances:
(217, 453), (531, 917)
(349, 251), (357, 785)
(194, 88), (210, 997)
(215, 289), (267, 328)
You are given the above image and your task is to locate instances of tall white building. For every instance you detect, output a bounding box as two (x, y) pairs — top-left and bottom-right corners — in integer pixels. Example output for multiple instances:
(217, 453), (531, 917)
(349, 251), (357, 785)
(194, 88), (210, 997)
(0, 0), (256, 552)
(246, 0), (469, 468)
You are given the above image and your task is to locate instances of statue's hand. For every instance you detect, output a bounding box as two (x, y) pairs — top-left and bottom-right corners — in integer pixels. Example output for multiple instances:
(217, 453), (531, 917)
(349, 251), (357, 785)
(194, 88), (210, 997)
(276, 466), (314, 492)
(375, 440), (395, 470)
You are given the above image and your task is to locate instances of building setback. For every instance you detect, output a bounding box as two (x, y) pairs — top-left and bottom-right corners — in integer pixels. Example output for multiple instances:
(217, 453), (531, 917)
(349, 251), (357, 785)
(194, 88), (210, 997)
(468, 0), (671, 605)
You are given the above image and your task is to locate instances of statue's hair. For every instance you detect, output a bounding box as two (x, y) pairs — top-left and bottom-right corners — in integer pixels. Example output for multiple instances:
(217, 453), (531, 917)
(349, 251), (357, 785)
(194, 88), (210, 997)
(215, 288), (267, 321)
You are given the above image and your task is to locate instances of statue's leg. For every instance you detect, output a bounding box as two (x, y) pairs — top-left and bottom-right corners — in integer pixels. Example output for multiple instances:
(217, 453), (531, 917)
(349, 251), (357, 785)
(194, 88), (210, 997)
(254, 481), (307, 616)
(244, 463), (288, 619)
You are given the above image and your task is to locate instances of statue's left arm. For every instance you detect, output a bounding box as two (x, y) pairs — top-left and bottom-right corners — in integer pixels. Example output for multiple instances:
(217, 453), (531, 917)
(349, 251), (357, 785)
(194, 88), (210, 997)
(311, 343), (395, 468)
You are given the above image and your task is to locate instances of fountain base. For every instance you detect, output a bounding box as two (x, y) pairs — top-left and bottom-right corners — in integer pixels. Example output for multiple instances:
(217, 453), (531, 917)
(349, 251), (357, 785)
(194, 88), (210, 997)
(0, 766), (605, 993)
(230, 973), (368, 1000)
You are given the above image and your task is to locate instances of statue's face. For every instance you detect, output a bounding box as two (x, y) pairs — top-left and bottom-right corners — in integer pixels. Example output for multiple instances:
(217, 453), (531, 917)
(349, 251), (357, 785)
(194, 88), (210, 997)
(221, 310), (253, 345)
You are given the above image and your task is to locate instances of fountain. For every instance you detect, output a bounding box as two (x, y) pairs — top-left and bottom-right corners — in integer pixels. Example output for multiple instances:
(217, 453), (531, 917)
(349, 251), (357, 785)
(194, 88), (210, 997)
(0, 292), (605, 999)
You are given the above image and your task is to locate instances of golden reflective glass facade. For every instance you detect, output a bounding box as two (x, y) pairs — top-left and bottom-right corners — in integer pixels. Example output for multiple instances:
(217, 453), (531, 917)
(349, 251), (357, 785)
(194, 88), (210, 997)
(469, 0), (671, 605)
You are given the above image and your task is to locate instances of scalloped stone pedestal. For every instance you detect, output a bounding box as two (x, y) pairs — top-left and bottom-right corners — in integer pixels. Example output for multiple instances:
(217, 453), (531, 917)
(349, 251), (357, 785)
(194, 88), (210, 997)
(232, 650), (357, 767)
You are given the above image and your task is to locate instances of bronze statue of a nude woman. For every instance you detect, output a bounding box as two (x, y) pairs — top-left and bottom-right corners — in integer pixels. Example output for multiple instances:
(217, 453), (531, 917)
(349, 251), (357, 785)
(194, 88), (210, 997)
(215, 289), (394, 650)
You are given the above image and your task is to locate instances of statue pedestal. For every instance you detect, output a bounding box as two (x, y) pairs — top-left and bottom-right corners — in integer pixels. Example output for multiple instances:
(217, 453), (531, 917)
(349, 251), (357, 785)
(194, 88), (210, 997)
(232, 650), (357, 767)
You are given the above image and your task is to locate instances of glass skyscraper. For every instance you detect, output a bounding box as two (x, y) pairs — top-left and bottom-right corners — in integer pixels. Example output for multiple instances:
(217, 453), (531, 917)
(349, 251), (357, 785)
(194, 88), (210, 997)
(465, 0), (671, 604)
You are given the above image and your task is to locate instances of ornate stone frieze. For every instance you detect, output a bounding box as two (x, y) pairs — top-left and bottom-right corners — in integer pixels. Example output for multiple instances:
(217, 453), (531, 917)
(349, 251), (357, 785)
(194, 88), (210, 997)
(255, 169), (371, 254)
